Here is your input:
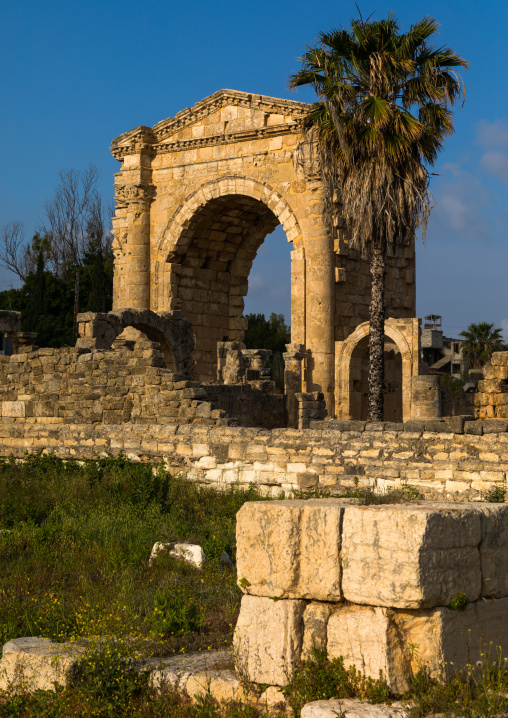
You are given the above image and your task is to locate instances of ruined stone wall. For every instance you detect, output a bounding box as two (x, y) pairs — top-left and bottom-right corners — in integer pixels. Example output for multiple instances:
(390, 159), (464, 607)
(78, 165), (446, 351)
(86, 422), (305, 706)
(475, 352), (508, 420)
(1, 418), (508, 501)
(0, 346), (284, 429)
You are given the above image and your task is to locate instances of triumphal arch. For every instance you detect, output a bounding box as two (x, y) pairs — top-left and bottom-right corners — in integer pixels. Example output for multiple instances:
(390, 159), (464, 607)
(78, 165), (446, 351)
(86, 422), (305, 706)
(110, 89), (418, 419)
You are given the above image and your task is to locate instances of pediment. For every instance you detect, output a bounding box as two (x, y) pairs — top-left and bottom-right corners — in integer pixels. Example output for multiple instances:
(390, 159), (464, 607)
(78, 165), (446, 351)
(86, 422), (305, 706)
(153, 89), (309, 142)
(111, 90), (310, 159)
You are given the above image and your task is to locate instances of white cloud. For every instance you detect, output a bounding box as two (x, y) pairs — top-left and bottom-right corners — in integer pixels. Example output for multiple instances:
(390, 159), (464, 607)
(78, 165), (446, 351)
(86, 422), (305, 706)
(429, 165), (491, 241)
(476, 120), (508, 149)
(481, 150), (508, 184)
(475, 120), (508, 184)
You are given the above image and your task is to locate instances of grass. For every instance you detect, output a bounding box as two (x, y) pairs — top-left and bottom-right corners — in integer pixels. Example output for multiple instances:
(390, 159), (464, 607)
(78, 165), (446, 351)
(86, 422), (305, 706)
(0, 453), (264, 654)
(1, 454), (508, 717)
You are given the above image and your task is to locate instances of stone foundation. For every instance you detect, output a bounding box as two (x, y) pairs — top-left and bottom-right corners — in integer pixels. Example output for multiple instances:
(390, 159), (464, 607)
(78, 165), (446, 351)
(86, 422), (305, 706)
(1, 419), (508, 500)
(0, 345), (284, 429)
(233, 500), (508, 693)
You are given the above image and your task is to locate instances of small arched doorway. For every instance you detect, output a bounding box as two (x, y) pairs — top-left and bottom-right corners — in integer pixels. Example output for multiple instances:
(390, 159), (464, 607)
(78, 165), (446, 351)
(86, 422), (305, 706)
(335, 318), (419, 422)
(349, 335), (403, 421)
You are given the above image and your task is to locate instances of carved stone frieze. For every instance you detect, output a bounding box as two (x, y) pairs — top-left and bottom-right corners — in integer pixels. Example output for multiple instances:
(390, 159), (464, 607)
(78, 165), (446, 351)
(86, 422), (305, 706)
(154, 121), (303, 155)
(152, 89), (310, 143)
(114, 183), (156, 209)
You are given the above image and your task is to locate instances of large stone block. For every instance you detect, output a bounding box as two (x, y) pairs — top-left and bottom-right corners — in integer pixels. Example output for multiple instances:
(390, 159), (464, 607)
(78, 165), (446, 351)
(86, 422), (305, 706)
(236, 499), (345, 601)
(302, 602), (333, 661)
(0, 637), (84, 692)
(341, 503), (482, 608)
(327, 605), (405, 691)
(476, 504), (508, 598)
(233, 595), (305, 686)
(327, 598), (508, 694)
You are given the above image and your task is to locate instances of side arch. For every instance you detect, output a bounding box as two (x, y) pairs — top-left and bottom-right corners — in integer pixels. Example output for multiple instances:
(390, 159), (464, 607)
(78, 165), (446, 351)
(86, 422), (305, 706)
(76, 309), (194, 377)
(157, 175), (303, 262)
(335, 318), (419, 421)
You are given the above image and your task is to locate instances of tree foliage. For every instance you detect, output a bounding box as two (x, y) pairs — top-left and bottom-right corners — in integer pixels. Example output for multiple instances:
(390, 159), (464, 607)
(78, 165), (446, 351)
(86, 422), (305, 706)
(0, 166), (113, 347)
(289, 13), (467, 420)
(459, 322), (505, 370)
(243, 313), (291, 353)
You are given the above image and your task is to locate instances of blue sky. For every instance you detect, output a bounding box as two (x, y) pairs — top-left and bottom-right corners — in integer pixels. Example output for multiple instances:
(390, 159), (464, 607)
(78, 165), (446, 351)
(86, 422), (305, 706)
(1, 0), (507, 339)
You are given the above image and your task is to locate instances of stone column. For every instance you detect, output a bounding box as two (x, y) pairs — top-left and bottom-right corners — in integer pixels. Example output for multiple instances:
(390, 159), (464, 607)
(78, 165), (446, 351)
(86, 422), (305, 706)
(111, 129), (156, 311)
(112, 183), (155, 310)
(411, 375), (442, 419)
(284, 344), (306, 428)
(304, 210), (335, 415)
(290, 248), (306, 346)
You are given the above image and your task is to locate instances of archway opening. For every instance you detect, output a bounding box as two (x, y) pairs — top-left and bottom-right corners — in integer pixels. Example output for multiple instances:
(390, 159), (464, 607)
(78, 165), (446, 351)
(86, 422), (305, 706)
(349, 335), (403, 421)
(169, 194), (291, 381)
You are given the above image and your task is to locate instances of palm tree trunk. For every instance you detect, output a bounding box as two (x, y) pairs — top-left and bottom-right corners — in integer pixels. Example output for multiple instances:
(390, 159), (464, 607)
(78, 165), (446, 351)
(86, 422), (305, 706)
(368, 243), (386, 421)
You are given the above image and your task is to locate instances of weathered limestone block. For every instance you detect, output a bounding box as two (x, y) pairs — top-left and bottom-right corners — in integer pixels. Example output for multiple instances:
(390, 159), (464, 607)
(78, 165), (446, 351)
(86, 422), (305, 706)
(301, 699), (409, 718)
(0, 637), (84, 692)
(236, 499), (345, 601)
(476, 504), (508, 597)
(1, 401), (27, 418)
(341, 503), (482, 608)
(302, 602), (333, 661)
(327, 598), (508, 694)
(233, 595), (305, 686)
(327, 606), (404, 691)
(491, 352), (508, 367)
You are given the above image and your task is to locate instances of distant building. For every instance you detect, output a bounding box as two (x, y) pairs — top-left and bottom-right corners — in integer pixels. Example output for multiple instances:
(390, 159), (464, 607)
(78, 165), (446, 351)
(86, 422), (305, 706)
(421, 315), (467, 378)
(0, 332), (13, 356)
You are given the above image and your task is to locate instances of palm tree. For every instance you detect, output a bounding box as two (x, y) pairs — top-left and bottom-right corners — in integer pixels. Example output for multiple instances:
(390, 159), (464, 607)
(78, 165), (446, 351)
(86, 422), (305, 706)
(460, 322), (505, 370)
(289, 14), (467, 420)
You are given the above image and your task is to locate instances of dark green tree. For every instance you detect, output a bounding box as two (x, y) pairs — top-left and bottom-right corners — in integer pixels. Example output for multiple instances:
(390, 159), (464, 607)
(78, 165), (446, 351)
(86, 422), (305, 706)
(289, 14), (467, 419)
(244, 313), (290, 353)
(82, 233), (113, 313)
(23, 250), (47, 333)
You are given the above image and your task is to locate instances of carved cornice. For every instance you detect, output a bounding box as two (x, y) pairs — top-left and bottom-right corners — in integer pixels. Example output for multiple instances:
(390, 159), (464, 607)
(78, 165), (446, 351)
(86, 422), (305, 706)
(110, 90), (311, 162)
(153, 89), (310, 142)
(114, 183), (156, 208)
(110, 126), (157, 161)
(155, 120), (303, 155)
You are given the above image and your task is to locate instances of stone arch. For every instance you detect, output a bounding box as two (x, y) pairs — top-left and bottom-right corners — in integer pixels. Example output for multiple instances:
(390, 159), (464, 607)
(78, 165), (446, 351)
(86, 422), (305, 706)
(155, 177), (303, 381)
(76, 309), (194, 377)
(335, 319), (417, 422)
(158, 176), (303, 262)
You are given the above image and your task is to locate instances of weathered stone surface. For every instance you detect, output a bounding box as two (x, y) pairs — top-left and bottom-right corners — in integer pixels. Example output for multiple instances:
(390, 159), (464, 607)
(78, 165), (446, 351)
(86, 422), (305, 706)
(342, 503), (482, 608)
(3, 421), (508, 502)
(301, 699), (409, 718)
(327, 605), (405, 692)
(236, 500), (344, 601)
(170, 543), (205, 568)
(0, 637), (84, 692)
(327, 598), (508, 693)
(302, 602), (332, 661)
(233, 595), (305, 686)
(1, 401), (26, 418)
(257, 685), (289, 712)
(476, 504), (508, 597)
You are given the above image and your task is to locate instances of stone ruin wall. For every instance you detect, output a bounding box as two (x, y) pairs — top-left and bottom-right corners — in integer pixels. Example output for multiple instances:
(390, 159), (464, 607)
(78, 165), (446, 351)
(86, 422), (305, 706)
(0, 346), (285, 430)
(233, 499), (508, 694)
(475, 353), (508, 419)
(2, 418), (508, 502)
